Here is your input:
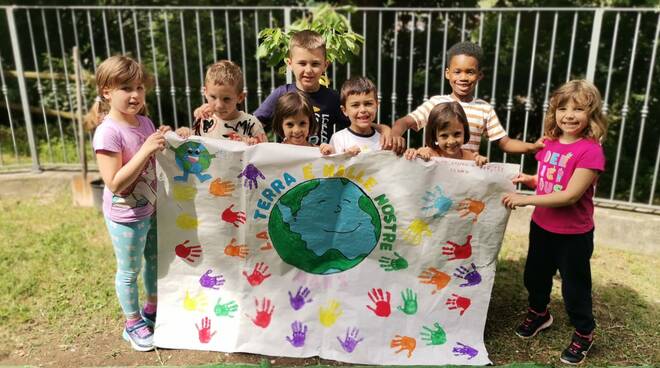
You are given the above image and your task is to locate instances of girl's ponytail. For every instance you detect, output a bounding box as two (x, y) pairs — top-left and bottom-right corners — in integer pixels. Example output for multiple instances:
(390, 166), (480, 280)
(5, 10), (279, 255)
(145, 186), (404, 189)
(84, 97), (110, 131)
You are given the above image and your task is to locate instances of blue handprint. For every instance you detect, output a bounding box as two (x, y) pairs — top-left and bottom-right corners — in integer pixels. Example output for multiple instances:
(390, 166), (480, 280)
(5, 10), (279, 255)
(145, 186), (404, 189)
(337, 327), (364, 353)
(422, 185), (453, 218)
(452, 342), (479, 360)
(237, 164), (265, 189)
(453, 263), (482, 287)
(289, 286), (313, 310)
(285, 321), (308, 347)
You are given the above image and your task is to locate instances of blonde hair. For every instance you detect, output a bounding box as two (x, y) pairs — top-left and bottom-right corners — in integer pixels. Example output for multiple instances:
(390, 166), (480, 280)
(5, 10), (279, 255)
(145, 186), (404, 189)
(85, 55), (151, 130)
(289, 30), (326, 57)
(205, 59), (243, 92)
(544, 80), (607, 142)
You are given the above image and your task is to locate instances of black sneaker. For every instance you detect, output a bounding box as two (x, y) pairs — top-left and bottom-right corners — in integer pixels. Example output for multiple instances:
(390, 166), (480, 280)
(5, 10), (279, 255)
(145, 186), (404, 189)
(560, 331), (594, 365)
(515, 308), (553, 338)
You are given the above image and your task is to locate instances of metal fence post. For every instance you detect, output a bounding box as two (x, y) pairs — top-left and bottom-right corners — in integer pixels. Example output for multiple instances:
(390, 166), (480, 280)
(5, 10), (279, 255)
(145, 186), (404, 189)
(284, 7), (292, 84)
(586, 8), (603, 83)
(6, 6), (41, 172)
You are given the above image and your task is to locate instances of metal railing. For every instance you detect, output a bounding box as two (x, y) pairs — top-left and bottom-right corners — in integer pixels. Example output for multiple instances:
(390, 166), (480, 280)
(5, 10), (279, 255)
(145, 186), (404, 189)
(0, 5), (658, 212)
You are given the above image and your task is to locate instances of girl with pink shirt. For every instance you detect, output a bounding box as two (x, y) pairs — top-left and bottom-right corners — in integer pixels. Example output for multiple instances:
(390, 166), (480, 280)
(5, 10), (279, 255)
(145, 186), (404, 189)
(89, 55), (170, 352)
(502, 80), (608, 365)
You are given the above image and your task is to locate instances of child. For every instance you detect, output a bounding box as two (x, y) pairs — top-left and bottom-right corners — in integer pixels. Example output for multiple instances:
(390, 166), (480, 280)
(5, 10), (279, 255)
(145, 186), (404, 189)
(272, 91), (319, 147)
(181, 60), (266, 144)
(320, 76), (381, 156)
(392, 41), (543, 155)
(403, 101), (488, 166)
(89, 55), (171, 352)
(501, 80), (608, 365)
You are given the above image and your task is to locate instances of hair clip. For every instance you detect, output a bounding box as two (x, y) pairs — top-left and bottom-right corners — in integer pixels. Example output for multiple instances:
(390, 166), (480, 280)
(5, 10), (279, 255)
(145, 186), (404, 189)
(95, 96), (103, 103)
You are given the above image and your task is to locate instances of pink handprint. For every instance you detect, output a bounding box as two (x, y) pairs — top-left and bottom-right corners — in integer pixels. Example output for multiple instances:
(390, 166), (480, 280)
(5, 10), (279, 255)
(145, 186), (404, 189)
(221, 204), (246, 227)
(446, 293), (472, 315)
(366, 288), (391, 317)
(248, 297), (274, 328)
(243, 262), (272, 286)
(442, 235), (473, 261)
(195, 316), (216, 343)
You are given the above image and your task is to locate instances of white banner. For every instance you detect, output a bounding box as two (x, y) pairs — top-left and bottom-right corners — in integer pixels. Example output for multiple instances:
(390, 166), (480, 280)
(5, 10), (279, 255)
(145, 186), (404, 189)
(155, 134), (519, 365)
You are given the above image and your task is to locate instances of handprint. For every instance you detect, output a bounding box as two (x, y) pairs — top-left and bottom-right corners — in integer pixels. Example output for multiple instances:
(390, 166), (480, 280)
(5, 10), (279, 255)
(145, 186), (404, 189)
(214, 297), (238, 318)
(420, 322), (447, 345)
(397, 288), (418, 315)
(378, 252), (408, 271)
(390, 335), (416, 358)
(442, 235), (473, 261)
(446, 293), (471, 315)
(209, 178), (235, 197)
(237, 164), (265, 190)
(422, 185), (453, 218)
(457, 198), (485, 223)
(176, 213), (199, 230)
(243, 262), (272, 286)
(199, 269), (225, 289)
(336, 327), (364, 353)
(175, 240), (201, 263)
(183, 290), (208, 312)
(285, 321), (308, 348)
(366, 288), (391, 317)
(195, 316), (216, 343)
(402, 219), (432, 245)
(221, 204), (246, 227)
(256, 230), (273, 250)
(319, 300), (343, 327)
(173, 183), (197, 201)
(224, 238), (248, 258)
(452, 342), (479, 360)
(248, 297), (274, 328)
(289, 286), (313, 310)
(453, 263), (482, 287)
(418, 267), (451, 294)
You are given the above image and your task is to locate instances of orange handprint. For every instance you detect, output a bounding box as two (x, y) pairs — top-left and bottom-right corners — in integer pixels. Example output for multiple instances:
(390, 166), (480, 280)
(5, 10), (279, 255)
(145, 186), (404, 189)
(224, 238), (248, 258)
(390, 335), (416, 358)
(209, 178), (235, 197)
(457, 199), (485, 223)
(418, 267), (451, 294)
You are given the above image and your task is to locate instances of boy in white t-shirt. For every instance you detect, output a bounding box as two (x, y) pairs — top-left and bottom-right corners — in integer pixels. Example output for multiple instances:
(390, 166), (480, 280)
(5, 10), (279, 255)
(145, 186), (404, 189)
(320, 76), (381, 156)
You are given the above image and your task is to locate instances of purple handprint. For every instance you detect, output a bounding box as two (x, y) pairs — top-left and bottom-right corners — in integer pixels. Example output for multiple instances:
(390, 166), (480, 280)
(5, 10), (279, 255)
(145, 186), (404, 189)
(285, 321), (308, 348)
(452, 342), (479, 360)
(288, 286), (313, 311)
(337, 327), (364, 353)
(199, 269), (225, 289)
(237, 164), (265, 190)
(453, 262), (482, 287)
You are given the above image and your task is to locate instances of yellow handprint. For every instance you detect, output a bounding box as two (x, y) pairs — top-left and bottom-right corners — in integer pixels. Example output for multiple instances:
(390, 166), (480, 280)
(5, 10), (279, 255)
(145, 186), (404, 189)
(319, 300), (343, 327)
(173, 183), (197, 201)
(176, 213), (199, 230)
(183, 290), (208, 312)
(402, 218), (432, 245)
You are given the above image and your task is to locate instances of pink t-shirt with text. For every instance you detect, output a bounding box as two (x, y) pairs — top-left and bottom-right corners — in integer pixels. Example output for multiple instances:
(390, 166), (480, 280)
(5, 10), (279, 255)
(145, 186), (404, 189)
(531, 138), (605, 234)
(92, 115), (157, 223)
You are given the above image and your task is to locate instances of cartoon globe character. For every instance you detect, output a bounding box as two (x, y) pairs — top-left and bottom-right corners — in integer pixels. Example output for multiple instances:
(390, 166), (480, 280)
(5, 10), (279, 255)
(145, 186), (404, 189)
(171, 141), (216, 183)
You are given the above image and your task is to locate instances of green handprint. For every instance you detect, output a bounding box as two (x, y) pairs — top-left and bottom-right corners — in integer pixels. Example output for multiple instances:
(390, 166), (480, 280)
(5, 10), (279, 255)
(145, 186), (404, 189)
(420, 322), (446, 345)
(397, 288), (418, 315)
(214, 297), (238, 318)
(379, 252), (409, 271)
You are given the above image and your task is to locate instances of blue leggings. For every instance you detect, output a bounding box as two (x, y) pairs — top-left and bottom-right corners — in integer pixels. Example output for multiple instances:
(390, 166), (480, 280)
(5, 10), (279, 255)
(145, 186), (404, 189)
(104, 216), (157, 317)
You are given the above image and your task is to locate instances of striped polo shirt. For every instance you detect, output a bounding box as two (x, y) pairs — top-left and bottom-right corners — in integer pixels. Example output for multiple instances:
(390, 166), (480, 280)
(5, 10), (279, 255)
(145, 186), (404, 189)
(407, 94), (507, 152)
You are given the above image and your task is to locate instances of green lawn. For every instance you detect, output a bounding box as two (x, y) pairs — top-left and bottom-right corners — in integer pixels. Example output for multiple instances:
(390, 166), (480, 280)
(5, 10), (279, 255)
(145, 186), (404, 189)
(0, 189), (658, 366)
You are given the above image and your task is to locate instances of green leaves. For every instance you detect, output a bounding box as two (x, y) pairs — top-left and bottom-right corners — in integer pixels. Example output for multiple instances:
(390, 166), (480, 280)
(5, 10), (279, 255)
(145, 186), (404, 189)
(257, 3), (365, 70)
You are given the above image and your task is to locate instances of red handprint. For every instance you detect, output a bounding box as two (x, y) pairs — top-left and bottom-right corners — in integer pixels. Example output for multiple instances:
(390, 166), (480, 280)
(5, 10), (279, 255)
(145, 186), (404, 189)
(366, 288), (391, 317)
(247, 297), (274, 328)
(256, 230), (272, 250)
(221, 204), (246, 227)
(446, 293), (472, 315)
(243, 262), (272, 286)
(442, 235), (473, 261)
(175, 240), (202, 263)
(195, 316), (216, 343)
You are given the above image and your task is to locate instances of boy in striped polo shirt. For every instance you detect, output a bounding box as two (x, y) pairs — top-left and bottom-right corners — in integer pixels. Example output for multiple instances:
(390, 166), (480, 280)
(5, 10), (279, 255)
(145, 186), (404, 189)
(392, 42), (543, 155)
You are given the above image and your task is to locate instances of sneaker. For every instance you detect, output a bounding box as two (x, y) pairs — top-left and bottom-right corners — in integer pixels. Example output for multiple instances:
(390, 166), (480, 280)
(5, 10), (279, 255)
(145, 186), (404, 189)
(515, 308), (553, 338)
(140, 307), (157, 327)
(122, 319), (154, 352)
(560, 331), (594, 365)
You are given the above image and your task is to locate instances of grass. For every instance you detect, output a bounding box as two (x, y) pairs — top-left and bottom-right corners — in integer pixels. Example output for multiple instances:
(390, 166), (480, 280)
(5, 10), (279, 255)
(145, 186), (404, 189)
(0, 189), (658, 366)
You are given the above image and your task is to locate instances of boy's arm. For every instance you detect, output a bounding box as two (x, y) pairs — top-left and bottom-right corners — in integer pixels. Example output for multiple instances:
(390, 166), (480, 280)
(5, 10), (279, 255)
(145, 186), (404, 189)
(502, 168), (598, 209)
(497, 136), (545, 154)
(392, 115), (417, 137)
(374, 123), (405, 153)
(253, 88), (282, 132)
